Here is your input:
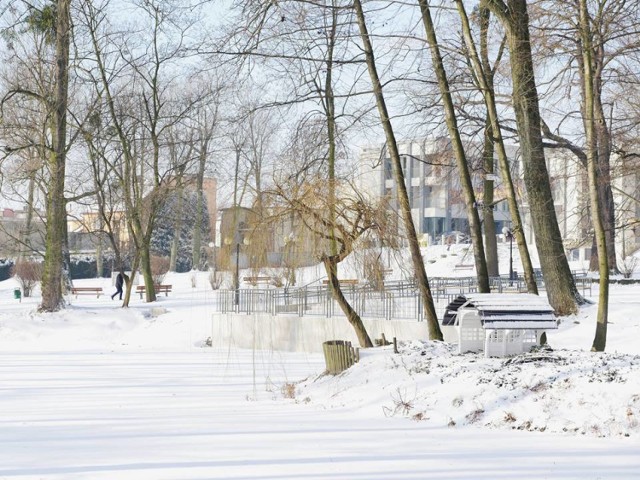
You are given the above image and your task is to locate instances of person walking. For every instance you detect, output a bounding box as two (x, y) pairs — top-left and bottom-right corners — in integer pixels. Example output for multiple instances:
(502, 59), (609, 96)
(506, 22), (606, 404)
(111, 272), (125, 300)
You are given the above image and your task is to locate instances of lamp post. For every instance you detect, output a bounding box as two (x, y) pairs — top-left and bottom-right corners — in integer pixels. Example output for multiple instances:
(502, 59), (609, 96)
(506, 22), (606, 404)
(502, 227), (514, 285)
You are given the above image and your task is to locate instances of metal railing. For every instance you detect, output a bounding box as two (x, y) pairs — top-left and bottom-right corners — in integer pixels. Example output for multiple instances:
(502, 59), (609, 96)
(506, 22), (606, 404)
(215, 272), (593, 321)
(217, 279), (472, 321)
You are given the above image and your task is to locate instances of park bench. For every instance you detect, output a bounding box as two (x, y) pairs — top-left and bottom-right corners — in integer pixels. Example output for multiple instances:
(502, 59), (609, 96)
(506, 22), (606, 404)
(243, 276), (271, 286)
(453, 264), (474, 271)
(322, 279), (359, 286)
(136, 284), (172, 299)
(70, 287), (104, 298)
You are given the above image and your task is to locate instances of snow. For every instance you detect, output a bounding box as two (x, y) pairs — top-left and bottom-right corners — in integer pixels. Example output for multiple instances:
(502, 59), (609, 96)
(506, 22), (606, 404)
(1, 261), (639, 479)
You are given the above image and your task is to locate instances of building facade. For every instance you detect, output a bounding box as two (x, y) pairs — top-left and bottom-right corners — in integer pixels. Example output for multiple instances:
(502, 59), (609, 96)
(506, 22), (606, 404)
(358, 138), (511, 245)
(358, 138), (640, 264)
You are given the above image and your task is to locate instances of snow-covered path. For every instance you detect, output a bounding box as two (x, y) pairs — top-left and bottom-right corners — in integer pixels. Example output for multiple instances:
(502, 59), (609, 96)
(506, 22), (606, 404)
(1, 349), (638, 480)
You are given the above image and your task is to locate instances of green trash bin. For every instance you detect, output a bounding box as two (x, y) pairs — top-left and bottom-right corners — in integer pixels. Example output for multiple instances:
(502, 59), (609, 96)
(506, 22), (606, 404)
(14, 288), (21, 300)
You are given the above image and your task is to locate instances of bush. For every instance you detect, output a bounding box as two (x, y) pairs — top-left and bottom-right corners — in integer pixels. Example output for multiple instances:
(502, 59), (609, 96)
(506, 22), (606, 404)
(12, 260), (43, 297)
(70, 257), (97, 279)
(208, 270), (221, 290)
(619, 256), (638, 279)
(150, 255), (170, 284)
(0, 259), (14, 281)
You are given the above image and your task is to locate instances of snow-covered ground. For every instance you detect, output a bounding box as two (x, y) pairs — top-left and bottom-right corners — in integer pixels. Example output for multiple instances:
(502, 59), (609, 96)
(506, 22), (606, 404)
(1, 257), (639, 479)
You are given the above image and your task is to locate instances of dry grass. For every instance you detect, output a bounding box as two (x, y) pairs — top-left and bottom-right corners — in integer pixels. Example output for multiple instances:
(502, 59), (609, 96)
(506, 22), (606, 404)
(281, 383), (296, 399)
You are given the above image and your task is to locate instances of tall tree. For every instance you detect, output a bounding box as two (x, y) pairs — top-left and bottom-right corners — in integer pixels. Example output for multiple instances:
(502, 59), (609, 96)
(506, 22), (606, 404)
(79, 0), (207, 303)
(483, 0), (582, 314)
(39, 0), (71, 312)
(578, 0), (609, 351)
(353, 0), (443, 341)
(417, 0), (490, 293)
(191, 81), (223, 270)
(455, 0), (538, 294)
(227, 0), (375, 345)
(533, 0), (640, 274)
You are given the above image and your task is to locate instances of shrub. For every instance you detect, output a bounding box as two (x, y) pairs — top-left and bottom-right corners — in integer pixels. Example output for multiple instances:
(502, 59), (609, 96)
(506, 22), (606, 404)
(0, 259), (14, 281)
(12, 260), (43, 297)
(208, 270), (221, 290)
(150, 255), (170, 284)
(619, 256), (638, 279)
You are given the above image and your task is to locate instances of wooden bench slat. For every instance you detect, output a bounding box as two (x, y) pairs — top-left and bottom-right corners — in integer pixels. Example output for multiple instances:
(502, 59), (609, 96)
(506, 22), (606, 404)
(136, 284), (172, 298)
(70, 287), (103, 298)
(243, 276), (271, 283)
(322, 279), (359, 285)
(454, 264), (474, 270)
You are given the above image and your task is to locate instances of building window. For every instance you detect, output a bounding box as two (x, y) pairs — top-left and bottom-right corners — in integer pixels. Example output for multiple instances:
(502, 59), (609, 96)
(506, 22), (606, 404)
(384, 159), (393, 180)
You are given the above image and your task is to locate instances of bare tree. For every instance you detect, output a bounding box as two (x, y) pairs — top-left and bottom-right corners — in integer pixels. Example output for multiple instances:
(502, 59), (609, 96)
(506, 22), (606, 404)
(223, 0), (378, 344)
(483, 0), (583, 315)
(191, 79), (224, 270)
(454, 0), (538, 294)
(0, 35), (49, 261)
(0, 1), (71, 310)
(577, 0), (609, 351)
(265, 175), (390, 347)
(532, 0), (640, 273)
(352, 0), (443, 341)
(79, 0), (208, 303)
(417, 0), (489, 293)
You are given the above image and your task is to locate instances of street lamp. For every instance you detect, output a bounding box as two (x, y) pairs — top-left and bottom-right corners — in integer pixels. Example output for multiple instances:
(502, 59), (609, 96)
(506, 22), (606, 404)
(502, 227), (514, 285)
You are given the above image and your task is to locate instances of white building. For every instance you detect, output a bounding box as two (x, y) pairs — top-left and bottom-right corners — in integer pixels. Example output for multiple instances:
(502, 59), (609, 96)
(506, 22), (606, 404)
(357, 138), (511, 244)
(358, 138), (640, 263)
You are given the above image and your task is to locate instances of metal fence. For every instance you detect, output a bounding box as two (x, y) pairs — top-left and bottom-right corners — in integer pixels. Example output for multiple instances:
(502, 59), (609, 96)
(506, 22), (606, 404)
(217, 284), (443, 321)
(215, 273), (594, 322)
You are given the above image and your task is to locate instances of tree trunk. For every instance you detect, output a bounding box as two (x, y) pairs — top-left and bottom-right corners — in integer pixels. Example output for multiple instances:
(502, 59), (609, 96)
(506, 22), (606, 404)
(139, 241), (157, 302)
(39, 0), (70, 312)
(578, 0), (608, 351)
(95, 212), (104, 278)
(484, 0), (579, 313)
(353, 0), (443, 340)
(121, 255), (139, 308)
(482, 122), (499, 277)
(323, 256), (372, 348)
(460, 2), (539, 293)
(170, 189), (184, 272)
(19, 168), (37, 261)
(192, 150), (206, 270)
(418, 0), (490, 293)
(588, 91), (617, 273)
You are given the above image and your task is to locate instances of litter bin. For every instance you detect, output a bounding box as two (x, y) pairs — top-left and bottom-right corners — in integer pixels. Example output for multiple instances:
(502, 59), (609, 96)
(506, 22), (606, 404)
(14, 288), (21, 301)
(322, 340), (359, 374)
